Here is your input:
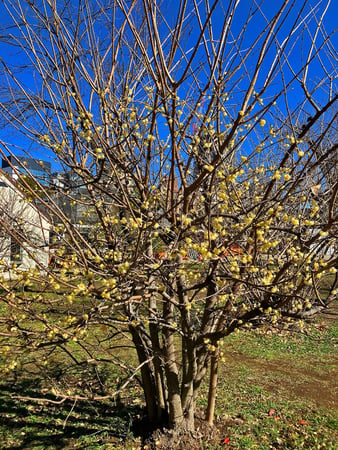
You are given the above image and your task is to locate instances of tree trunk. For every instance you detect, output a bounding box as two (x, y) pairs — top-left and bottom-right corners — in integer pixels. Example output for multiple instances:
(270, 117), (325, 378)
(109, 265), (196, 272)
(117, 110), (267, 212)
(205, 347), (219, 425)
(130, 326), (159, 423)
(177, 254), (196, 430)
(149, 320), (167, 422)
(146, 238), (167, 422)
(163, 298), (184, 429)
(181, 340), (196, 431)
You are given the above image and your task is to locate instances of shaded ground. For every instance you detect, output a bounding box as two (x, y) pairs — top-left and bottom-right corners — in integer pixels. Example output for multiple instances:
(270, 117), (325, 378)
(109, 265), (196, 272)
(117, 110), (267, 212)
(0, 379), (144, 449)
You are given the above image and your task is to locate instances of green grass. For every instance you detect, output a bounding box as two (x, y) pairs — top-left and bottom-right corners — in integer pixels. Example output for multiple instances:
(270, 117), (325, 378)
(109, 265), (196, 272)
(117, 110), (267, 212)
(0, 282), (337, 448)
(225, 322), (337, 362)
(0, 323), (335, 448)
(197, 320), (337, 449)
(207, 366), (337, 449)
(0, 378), (142, 449)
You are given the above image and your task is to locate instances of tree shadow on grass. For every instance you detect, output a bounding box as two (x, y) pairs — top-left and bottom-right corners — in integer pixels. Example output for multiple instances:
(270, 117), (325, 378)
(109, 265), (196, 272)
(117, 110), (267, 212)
(0, 378), (144, 449)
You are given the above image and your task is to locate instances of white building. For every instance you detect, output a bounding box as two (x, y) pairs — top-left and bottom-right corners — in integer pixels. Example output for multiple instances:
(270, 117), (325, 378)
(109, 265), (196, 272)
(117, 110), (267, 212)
(0, 171), (50, 279)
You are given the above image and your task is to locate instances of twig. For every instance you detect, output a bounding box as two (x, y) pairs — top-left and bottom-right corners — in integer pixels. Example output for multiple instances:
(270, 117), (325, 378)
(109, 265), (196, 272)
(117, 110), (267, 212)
(63, 397), (77, 429)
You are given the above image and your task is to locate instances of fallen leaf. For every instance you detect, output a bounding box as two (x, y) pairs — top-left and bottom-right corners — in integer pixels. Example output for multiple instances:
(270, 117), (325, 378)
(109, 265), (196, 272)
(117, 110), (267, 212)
(268, 409), (275, 416)
(223, 437), (230, 444)
(299, 420), (308, 425)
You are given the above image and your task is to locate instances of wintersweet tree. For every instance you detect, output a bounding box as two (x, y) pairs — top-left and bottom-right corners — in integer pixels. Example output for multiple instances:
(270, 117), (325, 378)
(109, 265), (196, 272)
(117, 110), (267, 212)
(0, 0), (337, 434)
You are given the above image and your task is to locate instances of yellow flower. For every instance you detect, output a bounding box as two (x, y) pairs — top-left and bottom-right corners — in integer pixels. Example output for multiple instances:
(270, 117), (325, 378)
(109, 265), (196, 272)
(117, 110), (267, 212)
(203, 164), (214, 172)
(259, 119), (266, 127)
(272, 170), (281, 180)
(291, 217), (299, 226)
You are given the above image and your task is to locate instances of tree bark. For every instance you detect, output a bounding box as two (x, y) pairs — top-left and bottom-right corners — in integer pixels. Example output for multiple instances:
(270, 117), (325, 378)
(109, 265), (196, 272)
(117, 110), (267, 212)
(163, 298), (184, 429)
(176, 254), (196, 429)
(205, 347), (219, 425)
(147, 238), (167, 422)
(130, 326), (158, 423)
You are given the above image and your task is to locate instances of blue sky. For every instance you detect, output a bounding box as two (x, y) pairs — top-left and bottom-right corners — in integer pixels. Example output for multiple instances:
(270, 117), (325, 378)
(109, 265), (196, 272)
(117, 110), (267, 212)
(0, 0), (336, 172)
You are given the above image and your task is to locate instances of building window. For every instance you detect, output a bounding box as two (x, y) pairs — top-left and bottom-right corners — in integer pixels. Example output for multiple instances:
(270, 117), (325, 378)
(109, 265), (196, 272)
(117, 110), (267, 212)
(10, 238), (22, 263)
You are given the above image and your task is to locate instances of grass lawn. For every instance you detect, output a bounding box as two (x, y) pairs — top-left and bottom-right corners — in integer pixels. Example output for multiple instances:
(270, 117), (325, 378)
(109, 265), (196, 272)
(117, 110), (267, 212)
(0, 290), (337, 448)
(206, 320), (337, 449)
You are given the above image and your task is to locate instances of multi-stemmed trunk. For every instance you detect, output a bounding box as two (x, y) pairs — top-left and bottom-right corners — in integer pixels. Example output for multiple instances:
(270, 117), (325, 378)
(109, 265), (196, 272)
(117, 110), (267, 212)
(130, 255), (219, 431)
(134, 328), (198, 430)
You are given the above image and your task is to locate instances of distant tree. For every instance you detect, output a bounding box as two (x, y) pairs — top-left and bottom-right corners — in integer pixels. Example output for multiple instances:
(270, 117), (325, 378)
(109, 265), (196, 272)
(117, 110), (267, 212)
(0, 0), (337, 435)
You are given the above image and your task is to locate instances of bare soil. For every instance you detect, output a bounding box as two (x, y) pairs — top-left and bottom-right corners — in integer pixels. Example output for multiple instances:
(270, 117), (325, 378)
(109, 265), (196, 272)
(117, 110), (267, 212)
(224, 351), (337, 410)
